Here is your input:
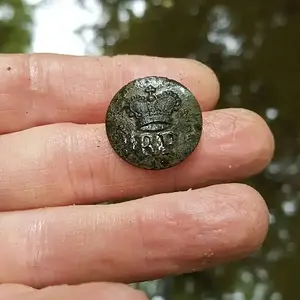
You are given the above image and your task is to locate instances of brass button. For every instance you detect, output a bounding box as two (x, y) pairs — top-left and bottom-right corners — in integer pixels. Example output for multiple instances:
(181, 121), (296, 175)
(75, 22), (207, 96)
(105, 76), (202, 170)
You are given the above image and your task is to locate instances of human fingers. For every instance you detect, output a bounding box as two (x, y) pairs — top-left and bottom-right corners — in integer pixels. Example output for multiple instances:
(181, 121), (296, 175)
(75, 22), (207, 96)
(0, 283), (147, 300)
(0, 54), (219, 134)
(0, 284), (34, 299)
(0, 184), (268, 288)
(0, 108), (273, 211)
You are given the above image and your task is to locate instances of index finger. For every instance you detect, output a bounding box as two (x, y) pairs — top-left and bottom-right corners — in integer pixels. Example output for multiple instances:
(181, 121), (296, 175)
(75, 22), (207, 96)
(0, 54), (219, 134)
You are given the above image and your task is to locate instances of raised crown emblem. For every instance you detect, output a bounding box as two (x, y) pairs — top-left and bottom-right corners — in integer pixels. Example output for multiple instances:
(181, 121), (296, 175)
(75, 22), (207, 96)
(124, 85), (182, 132)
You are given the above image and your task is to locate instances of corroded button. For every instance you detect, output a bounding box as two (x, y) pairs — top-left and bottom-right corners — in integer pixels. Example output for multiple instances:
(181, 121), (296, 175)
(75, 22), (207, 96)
(105, 76), (202, 170)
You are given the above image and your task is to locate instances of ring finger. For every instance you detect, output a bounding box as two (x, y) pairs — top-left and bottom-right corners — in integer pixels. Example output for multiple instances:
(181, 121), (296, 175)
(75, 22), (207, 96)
(0, 183), (268, 288)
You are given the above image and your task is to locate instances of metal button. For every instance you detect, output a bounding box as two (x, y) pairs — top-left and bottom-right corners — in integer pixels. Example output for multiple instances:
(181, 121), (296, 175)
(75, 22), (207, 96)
(105, 76), (202, 170)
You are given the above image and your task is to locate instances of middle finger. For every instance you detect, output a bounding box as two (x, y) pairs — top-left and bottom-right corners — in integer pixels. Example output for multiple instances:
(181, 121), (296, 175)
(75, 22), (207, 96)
(0, 108), (273, 211)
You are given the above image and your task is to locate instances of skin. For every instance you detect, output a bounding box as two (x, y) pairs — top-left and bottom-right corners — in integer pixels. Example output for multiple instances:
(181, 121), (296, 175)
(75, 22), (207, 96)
(0, 54), (274, 299)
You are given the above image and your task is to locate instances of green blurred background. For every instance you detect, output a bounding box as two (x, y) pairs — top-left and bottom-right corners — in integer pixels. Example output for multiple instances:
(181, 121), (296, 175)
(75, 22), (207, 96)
(1, 0), (300, 299)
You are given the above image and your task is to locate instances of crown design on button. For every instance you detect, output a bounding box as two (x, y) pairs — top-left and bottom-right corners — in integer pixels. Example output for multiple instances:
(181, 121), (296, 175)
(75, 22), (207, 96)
(124, 85), (182, 132)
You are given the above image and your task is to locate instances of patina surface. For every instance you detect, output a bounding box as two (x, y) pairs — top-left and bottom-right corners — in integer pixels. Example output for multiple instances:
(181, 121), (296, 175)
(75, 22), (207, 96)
(105, 76), (202, 170)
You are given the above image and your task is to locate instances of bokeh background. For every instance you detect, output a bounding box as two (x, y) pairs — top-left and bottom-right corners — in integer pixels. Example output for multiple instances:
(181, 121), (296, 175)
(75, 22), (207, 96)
(1, 0), (300, 299)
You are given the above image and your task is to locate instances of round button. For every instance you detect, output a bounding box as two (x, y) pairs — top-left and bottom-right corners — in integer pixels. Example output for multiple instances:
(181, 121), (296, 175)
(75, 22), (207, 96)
(105, 76), (202, 170)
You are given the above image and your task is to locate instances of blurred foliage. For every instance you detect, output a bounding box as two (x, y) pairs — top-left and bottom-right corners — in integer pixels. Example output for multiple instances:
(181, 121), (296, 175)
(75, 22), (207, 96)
(78, 0), (300, 299)
(0, 0), (32, 52)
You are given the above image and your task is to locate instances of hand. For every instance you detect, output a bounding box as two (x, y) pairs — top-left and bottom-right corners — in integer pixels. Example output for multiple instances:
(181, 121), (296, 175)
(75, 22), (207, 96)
(0, 54), (274, 299)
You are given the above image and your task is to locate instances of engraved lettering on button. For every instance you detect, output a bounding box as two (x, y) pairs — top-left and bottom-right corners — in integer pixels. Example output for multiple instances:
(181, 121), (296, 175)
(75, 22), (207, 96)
(161, 131), (174, 147)
(124, 86), (182, 132)
(141, 134), (154, 155)
(156, 134), (165, 154)
(139, 131), (176, 156)
(130, 132), (138, 150)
